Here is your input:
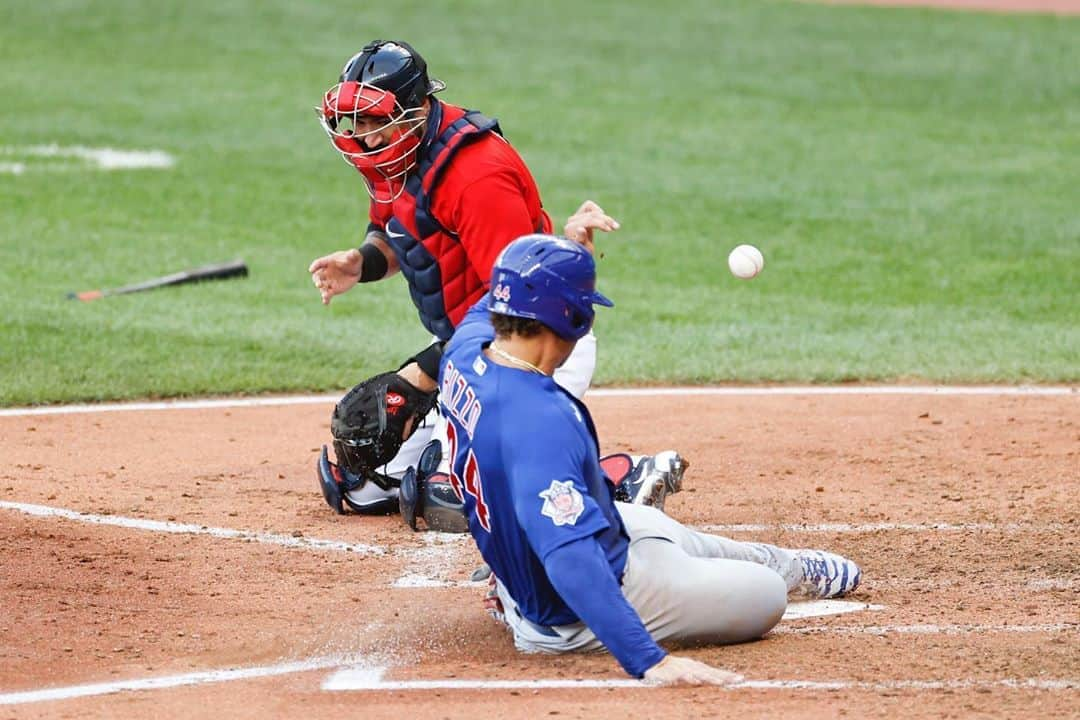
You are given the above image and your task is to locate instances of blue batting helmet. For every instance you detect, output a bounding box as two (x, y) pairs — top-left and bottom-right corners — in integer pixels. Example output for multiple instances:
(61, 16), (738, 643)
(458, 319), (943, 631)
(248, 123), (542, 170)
(489, 234), (613, 341)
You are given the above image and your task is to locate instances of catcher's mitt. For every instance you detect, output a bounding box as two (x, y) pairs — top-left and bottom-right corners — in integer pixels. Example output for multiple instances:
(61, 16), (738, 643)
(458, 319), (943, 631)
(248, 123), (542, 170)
(330, 371), (437, 490)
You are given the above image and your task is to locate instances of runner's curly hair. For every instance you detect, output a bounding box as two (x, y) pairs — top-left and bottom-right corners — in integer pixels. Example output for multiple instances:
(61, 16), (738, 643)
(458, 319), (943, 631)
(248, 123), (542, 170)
(490, 312), (545, 339)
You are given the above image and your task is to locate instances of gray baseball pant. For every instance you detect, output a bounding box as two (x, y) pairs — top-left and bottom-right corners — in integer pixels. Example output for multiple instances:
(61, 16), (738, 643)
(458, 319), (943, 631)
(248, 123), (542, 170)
(498, 502), (793, 653)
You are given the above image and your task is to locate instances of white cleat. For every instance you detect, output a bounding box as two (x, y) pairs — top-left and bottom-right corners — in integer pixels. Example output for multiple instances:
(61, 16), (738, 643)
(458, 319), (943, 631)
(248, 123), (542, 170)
(625, 451), (687, 511)
(795, 550), (862, 599)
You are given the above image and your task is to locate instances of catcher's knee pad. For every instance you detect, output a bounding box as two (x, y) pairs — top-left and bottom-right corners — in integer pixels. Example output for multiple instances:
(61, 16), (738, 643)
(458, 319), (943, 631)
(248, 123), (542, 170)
(330, 370), (437, 492)
(602, 452), (687, 509)
(600, 453), (635, 502)
(399, 440), (467, 533)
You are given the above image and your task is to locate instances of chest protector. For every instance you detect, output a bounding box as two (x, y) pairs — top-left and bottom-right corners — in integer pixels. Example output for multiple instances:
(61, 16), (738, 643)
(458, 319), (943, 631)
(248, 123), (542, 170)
(383, 101), (501, 341)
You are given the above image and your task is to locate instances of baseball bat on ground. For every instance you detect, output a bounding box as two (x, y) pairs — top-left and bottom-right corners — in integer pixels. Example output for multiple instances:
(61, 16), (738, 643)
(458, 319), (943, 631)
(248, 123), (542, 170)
(66, 260), (249, 301)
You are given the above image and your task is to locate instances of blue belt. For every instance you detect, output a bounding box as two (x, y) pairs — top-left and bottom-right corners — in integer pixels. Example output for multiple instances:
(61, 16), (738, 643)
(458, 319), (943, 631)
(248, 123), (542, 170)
(515, 608), (560, 638)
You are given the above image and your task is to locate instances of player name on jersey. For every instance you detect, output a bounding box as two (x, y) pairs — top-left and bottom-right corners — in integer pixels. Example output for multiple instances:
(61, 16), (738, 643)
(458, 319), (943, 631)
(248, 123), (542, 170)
(441, 358), (482, 439)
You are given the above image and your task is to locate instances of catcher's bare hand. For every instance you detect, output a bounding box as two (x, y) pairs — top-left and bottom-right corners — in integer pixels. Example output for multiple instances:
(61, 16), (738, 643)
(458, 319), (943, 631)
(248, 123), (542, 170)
(563, 199), (619, 255)
(642, 655), (744, 687)
(309, 249), (362, 305)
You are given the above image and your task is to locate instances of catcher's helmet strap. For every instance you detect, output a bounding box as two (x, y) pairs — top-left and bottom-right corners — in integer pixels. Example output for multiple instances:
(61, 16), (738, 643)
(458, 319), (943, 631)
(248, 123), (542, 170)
(340, 43), (379, 82)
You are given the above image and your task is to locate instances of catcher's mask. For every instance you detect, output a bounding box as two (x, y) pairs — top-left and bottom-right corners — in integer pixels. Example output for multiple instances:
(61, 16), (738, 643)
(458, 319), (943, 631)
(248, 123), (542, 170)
(317, 40), (445, 203)
(330, 371), (437, 492)
(399, 440), (468, 533)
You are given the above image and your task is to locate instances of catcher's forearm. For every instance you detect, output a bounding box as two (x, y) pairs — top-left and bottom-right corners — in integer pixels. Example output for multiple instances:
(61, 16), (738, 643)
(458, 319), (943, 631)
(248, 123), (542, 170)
(397, 361), (438, 394)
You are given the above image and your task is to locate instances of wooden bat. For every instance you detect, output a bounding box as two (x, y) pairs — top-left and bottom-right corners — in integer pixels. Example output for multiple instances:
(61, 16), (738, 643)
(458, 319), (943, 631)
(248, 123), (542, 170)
(67, 260), (249, 301)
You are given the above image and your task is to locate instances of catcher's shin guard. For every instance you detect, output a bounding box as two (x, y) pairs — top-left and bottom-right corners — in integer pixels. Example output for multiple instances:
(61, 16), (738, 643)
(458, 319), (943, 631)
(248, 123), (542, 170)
(399, 440), (468, 532)
(317, 445), (348, 514)
(317, 445), (398, 515)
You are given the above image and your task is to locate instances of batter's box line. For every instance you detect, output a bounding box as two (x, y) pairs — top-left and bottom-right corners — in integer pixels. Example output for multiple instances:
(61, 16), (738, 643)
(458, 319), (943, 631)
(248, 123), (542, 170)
(323, 666), (1079, 692)
(0, 501), (386, 556)
(3, 658), (1074, 706)
(0, 654), (355, 706)
(4, 501), (1070, 586)
(772, 622), (1079, 636)
(0, 500), (480, 579)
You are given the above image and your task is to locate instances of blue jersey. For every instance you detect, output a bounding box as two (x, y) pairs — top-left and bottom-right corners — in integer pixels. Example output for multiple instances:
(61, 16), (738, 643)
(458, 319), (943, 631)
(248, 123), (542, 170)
(440, 300), (630, 627)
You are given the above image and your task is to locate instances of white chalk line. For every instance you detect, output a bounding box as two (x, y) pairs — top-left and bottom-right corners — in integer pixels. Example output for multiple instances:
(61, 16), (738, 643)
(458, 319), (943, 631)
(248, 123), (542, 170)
(701, 521), (1071, 534)
(322, 666), (1078, 692)
(0, 501), (478, 573)
(6, 502), (1074, 636)
(4, 502), (1073, 650)
(0, 144), (174, 172)
(4, 501), (1069, 580)
(0, 395), (340, 417)
(323, 668), (642, 691)
(1028, 578), (1077, 591)
(4, 647), (1075, 706)
(0, 501), (384, 557)
(782, 600), (885, 619)
(3, 658), (1073, 706)
(592, 386), (1076, 398)
(1, 501), (1074, 706)
(0, 654), (353, 706)
(1, 385), (1075, 417)
(773, 622), (1078, 636)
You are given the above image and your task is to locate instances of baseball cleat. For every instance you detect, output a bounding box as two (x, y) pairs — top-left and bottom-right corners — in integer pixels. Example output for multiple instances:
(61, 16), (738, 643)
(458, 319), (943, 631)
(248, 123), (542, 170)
(795, 550), (862, 598)
(624, 451), (687, 511)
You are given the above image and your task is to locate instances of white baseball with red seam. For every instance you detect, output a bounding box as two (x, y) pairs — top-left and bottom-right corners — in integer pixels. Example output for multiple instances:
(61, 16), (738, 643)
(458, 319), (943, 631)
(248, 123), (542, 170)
(727, 244), (764, 279)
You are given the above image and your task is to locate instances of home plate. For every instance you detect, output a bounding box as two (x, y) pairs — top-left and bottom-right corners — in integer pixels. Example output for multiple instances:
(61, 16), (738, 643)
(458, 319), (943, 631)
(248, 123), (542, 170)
(782, 599), (884, 620)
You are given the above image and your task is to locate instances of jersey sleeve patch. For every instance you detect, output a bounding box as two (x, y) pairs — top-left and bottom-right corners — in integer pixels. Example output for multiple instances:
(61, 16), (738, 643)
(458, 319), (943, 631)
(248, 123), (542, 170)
(538, 480), (586, 526)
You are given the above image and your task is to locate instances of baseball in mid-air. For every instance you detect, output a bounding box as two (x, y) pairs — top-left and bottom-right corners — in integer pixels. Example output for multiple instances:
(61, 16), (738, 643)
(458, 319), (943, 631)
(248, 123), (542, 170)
(727, 244), (765, 280)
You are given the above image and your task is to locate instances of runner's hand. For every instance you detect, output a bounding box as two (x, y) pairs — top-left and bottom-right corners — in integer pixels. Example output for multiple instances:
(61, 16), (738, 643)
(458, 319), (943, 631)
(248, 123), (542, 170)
(642, 655), (744, 687)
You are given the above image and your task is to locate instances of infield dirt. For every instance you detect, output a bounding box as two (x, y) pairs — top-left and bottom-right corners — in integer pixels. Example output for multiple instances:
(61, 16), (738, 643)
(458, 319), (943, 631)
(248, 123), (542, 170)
(2, 391), (1077, 718)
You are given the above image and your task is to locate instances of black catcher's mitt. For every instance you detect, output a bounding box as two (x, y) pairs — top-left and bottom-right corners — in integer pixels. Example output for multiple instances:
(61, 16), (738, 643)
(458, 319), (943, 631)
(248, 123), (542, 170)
(330, 371), (438, 490)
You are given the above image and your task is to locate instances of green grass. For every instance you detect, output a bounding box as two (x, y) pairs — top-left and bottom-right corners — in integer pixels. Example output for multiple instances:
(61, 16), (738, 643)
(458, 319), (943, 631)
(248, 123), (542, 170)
(1, 0), (1077, 404)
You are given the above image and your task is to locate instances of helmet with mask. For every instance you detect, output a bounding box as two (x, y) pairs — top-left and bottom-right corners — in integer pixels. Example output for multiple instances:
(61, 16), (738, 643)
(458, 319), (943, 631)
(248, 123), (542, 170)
(317, 40), (446, 202)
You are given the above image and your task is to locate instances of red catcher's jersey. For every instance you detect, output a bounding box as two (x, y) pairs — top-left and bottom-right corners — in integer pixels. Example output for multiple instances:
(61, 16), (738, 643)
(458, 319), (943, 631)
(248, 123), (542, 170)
(373, 101), (553, 332)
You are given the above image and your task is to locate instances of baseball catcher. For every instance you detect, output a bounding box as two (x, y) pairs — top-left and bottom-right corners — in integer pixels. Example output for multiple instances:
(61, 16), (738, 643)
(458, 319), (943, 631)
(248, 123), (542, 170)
(317, 371), (437, 516)
(310, 40), (685, 527)
(317, 367), (688, 532)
